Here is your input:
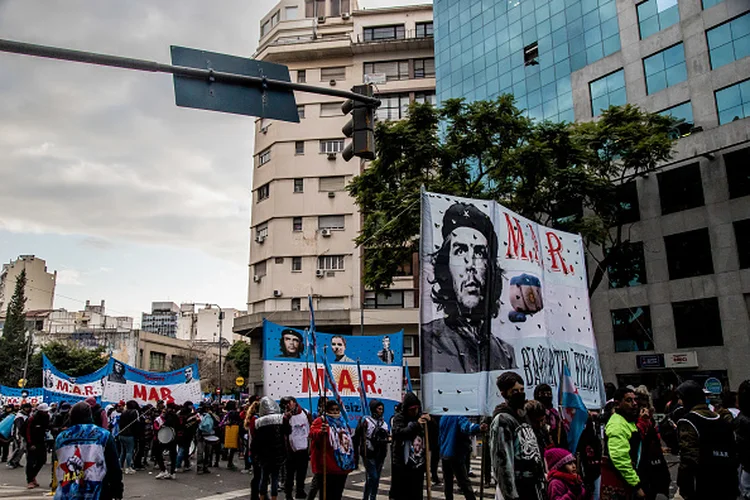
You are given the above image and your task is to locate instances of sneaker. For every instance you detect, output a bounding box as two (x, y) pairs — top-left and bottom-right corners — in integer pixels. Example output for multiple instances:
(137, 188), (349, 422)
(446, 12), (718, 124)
(27, 483), (38, 489)
(155, 471), (168, 479)
(167, 473), (176, 480)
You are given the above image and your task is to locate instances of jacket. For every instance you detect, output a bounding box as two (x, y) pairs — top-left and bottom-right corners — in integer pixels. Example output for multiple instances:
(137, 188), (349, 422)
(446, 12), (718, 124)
(54, 423), (123, 500)
(439, 415), (479, 460)
(603, 412), (640, 488)
(735, 411), (750, 471)
(391, 392), (426, 471)
(118, 409), (139, 437)
(309, 416), (348, 475)
(286, 408), (311, 452)
(547, 470), (586, 500)
(26, 410), (50, 446)
(252, 401), (290, 469)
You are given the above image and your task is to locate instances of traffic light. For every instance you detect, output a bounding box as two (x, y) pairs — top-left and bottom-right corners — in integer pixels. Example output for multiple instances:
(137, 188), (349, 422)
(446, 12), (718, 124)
(341, 84), (376, 162)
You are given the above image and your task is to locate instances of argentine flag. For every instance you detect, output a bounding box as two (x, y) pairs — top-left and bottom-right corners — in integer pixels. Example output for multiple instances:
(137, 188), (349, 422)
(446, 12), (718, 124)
(558, 362), (589, 453)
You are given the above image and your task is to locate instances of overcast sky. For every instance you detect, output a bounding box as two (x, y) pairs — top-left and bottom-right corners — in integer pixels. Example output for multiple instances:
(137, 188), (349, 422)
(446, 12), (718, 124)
(0, 0), (429, 322)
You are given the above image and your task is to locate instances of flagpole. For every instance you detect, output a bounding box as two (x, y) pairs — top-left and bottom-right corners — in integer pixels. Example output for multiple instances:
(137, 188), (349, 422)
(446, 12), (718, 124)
(424, 421), (432, 500)
(322, 345), (329, 500)
(305, 328), (313, 415)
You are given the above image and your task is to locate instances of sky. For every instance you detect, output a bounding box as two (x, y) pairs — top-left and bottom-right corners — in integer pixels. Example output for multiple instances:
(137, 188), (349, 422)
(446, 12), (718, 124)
(0, 0), (430, 323)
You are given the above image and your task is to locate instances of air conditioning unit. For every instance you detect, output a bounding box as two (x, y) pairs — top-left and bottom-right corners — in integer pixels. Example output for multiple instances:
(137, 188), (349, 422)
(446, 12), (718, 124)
(255, 234), (266, 244)
(327, 191), (336, 198)
(341, 13), (351, 20)
(273, 290), (283, 298)
(253, 275), (261, 283)
(327, 152), (337, 160)
(260, 126), (269, 134)
(315, 269), (325, 278)
(317, 16), (326, 23)
(321, 228), (332, 237)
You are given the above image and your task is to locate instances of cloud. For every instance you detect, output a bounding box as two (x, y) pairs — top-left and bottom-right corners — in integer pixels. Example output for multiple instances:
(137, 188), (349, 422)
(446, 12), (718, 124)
(57, 269), (83, 286)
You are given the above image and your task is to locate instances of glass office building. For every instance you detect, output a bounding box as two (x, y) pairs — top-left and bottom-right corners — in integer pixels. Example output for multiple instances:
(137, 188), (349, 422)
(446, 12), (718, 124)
(433, 0), (750, 391)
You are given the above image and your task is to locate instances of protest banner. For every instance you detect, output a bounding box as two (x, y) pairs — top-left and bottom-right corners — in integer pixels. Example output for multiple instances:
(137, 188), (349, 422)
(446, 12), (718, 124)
(0, 386), (44, 405)
(42, 354), (109, 404)
(262, 319), (403, 424)
(101, 358), (202, 405)
(420, 191), (605, 415)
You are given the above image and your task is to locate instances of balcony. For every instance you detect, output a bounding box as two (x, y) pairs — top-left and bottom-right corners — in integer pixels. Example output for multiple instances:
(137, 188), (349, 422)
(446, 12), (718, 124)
(352, 30), (433, 55)
(255, 18), (354, 63)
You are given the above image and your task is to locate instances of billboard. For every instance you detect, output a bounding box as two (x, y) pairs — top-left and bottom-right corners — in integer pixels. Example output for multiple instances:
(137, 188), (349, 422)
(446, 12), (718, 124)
(420, 191), (604, 415)
(262, 320), (403, 424)
(100, 359), (202, 406)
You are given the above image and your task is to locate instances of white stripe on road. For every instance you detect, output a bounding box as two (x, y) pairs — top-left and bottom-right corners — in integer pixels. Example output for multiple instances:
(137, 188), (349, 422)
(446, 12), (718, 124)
(196, 488), (251, 500)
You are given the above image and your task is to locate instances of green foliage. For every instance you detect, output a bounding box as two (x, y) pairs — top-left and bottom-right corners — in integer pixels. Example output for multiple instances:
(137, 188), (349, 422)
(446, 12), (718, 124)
(26, 341), (109, 387)
(0, 270), (29, 386)
(348, 98), (677, 296)
(225, 340), (251, 379)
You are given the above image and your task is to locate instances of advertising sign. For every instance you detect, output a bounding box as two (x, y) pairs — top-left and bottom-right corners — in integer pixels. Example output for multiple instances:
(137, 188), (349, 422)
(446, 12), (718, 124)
(262, 320), (403, 424)
(101, 359), (202, 406)
(43, 354), (110, 404)
(420, 191), (605, 415)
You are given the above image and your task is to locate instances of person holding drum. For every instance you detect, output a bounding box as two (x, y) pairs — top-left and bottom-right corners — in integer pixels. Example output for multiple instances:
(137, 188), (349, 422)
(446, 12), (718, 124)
(154, 403), (180, 480)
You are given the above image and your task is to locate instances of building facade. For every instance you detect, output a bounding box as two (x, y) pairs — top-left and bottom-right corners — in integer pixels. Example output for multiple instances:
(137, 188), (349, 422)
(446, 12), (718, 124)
(177, 303), (240, 343)
(234, 0), (433, 388)
(434, 0), (750, 392)
(0, 255), (56, 313)
(141, 301), (180, 338)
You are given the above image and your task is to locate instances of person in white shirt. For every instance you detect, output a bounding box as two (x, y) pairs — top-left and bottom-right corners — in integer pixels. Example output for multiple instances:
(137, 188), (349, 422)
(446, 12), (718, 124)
(362, 400), (390, 500)
(282, 397), (311, 499)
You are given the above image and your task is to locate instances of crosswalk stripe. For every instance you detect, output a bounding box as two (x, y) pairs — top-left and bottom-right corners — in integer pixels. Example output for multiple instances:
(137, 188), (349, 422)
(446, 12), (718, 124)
(198, 488), (252, 500)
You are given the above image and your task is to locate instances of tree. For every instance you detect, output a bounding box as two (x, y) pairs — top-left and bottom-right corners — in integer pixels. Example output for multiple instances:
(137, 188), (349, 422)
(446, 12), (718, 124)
(225, 340), (251, 381)
(0, 270), (30, 386)
(347, 98), (676, 296)
(26, 341), (109, 387)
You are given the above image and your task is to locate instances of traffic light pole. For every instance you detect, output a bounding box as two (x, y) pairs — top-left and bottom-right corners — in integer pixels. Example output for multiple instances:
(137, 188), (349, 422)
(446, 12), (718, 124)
(0, 38), (381, 107)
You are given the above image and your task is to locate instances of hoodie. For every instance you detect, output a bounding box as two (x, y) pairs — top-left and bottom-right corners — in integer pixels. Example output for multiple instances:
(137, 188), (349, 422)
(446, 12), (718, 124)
(391, 392), (426, 470)
(85, 397), (108, 429)
(251, 397), (289, 469)
(439, 415), (479, 460)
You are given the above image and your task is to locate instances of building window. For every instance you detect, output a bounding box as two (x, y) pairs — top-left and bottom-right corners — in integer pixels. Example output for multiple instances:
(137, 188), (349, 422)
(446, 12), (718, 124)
(257, 183), (270, 202)
(293, 178), (304, 193)
(256, 222), (268, 240)
(363, 25), (405, 42)
(734, 218), (750, 268)
(258, 148), (271, 167)
(524, 42), (539, 66)
(149, 352), (167, 371)
(295, 141), (305, 155)
(364, 290), (405, 308)
(291, 298), (301, 311)
(317, 255), (345, 271)
(363, 60), (409, 82)
(255, 260), (267, 278)
(320, 66), (346, 81)
(261, 20), (271, 37)
(665, 228), (714, 279)
(320, 102), (344, 117)
(376, 93), (410, 121)
(658, 163), (704, 214)
(590, 69), (626, 116)
(636, 0), (679, 40)
(706, 13), (750, 70)
(643, 43), (687, 95)
(416, 21), (433, 38)
(319, 139), (344, 154)
(292, 217), (303, 232)
(297, 105), (305, 119)
(413, 58), (435, 78)
(415, 92), (437, 106)
(673, 297), (723, 347)
(702, 0), (724, 8)
(615, 181), (641, 224)
(297, 70), (306, 83)
(725, 147), (750, 198)
(292, 257), (302, 272)
(285, 6), (299, 20)
(611, 306), (655, 352)
(403, 335), (417, 356)
(271, 10), (280, 27)
(608, 242), (647, 288)
(715, 78), (750, 125)
(275, 257), (284, 264)
(319, 176), (346, 191)
(318, 215), (345, 230)
(659, 101), (695, 138)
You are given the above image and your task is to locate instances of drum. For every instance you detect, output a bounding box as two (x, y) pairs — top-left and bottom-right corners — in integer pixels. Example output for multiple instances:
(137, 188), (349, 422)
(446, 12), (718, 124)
(157, 426), (175, 444)
(203, 435), (220, 443)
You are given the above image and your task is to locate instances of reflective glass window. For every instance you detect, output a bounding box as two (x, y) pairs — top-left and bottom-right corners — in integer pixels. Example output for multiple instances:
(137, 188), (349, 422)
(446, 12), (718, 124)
(637, 0), (679, 39)
(707, 13), (750, 69)
(715, 78), (750, 125)
(644, 43), (687, 94)
(590, 69), (626, 116)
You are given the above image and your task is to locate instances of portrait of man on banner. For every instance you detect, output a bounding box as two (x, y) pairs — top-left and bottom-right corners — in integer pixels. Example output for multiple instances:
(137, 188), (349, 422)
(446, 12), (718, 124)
(279, 328), (304, 358)
(422, 201), (517, 374)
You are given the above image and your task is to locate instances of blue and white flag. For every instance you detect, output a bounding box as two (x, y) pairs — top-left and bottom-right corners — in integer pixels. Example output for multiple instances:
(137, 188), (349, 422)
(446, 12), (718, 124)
(323, 346), (349, 425)
(404, 358), (413, 393)
(43, 354), (109, 404)
(356, 359), (368, 415)
(558, 362), (588, 453)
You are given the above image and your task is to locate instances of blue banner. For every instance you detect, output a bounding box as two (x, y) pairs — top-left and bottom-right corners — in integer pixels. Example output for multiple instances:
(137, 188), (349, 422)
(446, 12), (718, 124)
(101, 358), (201, 406)
(262, 320), (403, 425)
(43, 354), (110, 404)
(0, 385), (44, 405)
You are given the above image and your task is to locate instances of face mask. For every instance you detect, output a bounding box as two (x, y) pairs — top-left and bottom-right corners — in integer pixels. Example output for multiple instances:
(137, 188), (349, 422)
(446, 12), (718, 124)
(538, 396), (553, 409)
(509, 392), (526, 409)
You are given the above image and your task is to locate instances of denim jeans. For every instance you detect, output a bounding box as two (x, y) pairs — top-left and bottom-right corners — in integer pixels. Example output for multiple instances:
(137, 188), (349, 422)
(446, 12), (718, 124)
(259, 464), (281, 497)
(363, 456), (385, 500)
(119, 435), (135, 469)
(176, 443), (192, 469)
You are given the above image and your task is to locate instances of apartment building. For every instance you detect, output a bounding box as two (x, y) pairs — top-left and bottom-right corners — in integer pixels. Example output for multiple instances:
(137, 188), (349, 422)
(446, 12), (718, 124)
(233, 0), (433, 388)
(0, 255), (56, 313)
(434, 0), (750, 395)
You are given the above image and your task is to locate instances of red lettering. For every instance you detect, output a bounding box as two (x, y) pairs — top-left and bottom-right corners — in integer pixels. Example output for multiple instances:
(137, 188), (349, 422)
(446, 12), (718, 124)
(56, 381), (70, 393)
(302, 368), (324, 393)
(134, 385), (148, 401)
(528, 223), (540, 263)
(84, 385), (93, 396)
(338, 370), (355, 393)
(362, 370), (376, 394)
(159, 387), (174, 403)
(72, 385), (82, 395)
(505, 214), (528, 260)
(546, 232), (572, 274)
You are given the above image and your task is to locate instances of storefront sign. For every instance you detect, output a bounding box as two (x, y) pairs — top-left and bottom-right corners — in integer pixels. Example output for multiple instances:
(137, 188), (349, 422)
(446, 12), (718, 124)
(636, 354), (665, 369)
(704, 377), (723, 394)
(665, 351), (698, 368)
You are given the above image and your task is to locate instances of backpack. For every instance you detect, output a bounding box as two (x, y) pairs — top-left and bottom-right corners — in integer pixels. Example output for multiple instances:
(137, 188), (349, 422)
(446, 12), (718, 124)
(199, 413), (214, 435)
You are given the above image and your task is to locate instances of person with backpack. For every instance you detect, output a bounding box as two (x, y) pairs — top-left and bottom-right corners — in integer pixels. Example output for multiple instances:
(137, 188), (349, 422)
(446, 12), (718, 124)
(359, 399), (389, 500)
(439, 413), (487, 500)
(391, 392), (430, 500)
(7, 402), (31, 469)
(196, 402), (215, 475)
(676, 380), (738, 500)
(309, 399), (356, 500)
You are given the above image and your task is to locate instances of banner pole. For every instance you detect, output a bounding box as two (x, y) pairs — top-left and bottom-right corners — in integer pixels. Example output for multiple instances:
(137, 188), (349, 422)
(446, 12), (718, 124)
(322, 345), (329, 500)
(424, 421), (432, 500)
(305, 328), (313, 414)
(479, 429), (485, 500)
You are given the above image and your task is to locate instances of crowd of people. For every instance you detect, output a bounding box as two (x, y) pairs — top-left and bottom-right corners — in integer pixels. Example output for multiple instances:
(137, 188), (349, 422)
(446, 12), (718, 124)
(0, 373), (748, 500)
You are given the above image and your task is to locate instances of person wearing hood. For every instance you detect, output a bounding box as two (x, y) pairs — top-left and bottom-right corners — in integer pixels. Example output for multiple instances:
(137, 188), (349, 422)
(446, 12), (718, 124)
(439, 413), (487, 500)
(282, 396), (311, 499)
(545, 447), (586, 500)
(252, 397), (290, 500)
(25, 402), (51, 489)
(54, 401), (123, 500)
(534, 384), (568, 449)
(489, 372), (544, 500)
(6, 402), (31, 469)
(675, 380), (738, 500)
(735, 379), (750, 499)
(85, 396), (109, 429)
(361, 399), (390, 500)
(118, 400), (141, 475)
(391, 392), (430, 500)
(309, 399), (356, 500)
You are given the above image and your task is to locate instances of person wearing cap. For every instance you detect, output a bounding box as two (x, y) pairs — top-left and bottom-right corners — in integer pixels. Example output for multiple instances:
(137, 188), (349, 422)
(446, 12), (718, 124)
(25, 402), (51, 489)
(675, 380), (738, 500)
(422, 201), (517, 374)
(545, 447), (586, 500)
(279, 329), (304, 358)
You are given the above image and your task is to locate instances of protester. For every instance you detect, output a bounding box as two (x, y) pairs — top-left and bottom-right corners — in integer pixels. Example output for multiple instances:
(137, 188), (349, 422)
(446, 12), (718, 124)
(196, 402), (216, 475)
(736, 379), (750, 499)
(282, 396), (311, 499)
(576, 411), (602, 500)
(309, 399), (356, 500)
(489, 372), (545, 500)
(245, 400), (262, 500)
(25, 402), (51, 489)
(253, 397), (290, 500)
(545, 448), (585, 500)
(391, 392), (429, 500)
(439, 413), (487, 500)
(360, 399), (390, 500)
(7, 402), (31, 469)
(221, 400), (243, 470)
(135, 404), (154, 470)
(525, 400), (553, 453)
(154, 403), (180, 479)
(118, 400), (140, 475)
(600, 387), (644, 500)
(534, 384), (568, 449)
(85, 396), (109, 429)
(675, 380), (738, 500)
(49, 401), (72, 494)
(633, 385), (670, 500)
(176, 401), (199, 472)
(54, 401), (123, 500)
(0, 403), (12, 462)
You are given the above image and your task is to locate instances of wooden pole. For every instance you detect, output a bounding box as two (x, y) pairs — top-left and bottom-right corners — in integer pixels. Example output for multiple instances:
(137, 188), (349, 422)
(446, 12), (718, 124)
(424, 422), (432, 500)
(479, 430), (485, 500)
(322, 418), (327, 500)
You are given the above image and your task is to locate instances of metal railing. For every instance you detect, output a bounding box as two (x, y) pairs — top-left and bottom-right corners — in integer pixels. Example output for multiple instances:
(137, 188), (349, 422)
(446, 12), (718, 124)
(356, 29), (433, 44)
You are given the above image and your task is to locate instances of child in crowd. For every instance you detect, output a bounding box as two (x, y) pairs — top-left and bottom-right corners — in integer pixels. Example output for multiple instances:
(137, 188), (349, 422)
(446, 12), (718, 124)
(545, 448), (586, 500)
